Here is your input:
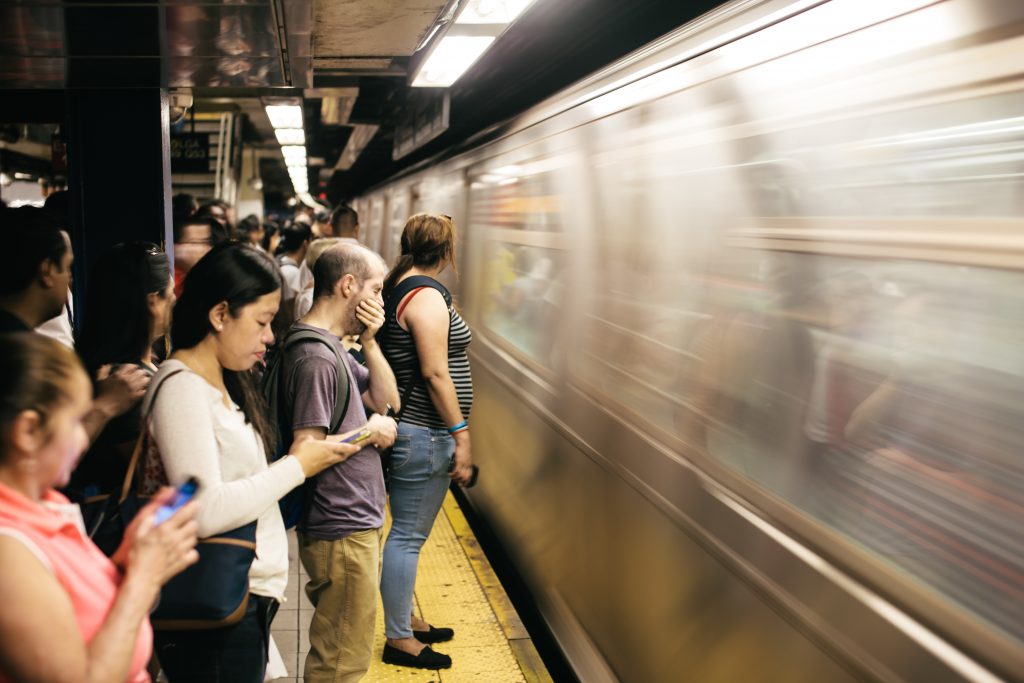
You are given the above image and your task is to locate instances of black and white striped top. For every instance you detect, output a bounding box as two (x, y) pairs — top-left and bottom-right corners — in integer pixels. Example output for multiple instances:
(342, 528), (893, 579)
(380, 275), (473, 429)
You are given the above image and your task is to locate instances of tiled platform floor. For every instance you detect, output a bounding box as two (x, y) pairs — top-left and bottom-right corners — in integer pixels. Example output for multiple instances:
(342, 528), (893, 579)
(270, 491), (551, 683)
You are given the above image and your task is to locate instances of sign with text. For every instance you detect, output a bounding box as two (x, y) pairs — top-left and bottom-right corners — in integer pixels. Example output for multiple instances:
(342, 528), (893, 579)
(170, 133), (210, 173)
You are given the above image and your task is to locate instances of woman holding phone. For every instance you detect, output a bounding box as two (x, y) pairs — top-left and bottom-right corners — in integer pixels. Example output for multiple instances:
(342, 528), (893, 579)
(378, 214), (475, 670)
(0, 332), (199, 683)
(145, 243), (363, 682)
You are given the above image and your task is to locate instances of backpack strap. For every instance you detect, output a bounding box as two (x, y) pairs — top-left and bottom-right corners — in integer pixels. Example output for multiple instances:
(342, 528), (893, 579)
(385, 276), (452, 322)
(281, 329), (352, 434)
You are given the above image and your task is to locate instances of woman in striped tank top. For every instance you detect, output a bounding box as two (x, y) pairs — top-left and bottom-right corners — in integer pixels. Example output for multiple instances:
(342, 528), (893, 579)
(378, 214), (473, 670)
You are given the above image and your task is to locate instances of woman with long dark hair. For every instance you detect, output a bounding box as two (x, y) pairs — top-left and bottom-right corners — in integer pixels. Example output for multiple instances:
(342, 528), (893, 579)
(378, 214), (474, 669)
(68, 242), (175, 554)
(145, 242), (360, 682)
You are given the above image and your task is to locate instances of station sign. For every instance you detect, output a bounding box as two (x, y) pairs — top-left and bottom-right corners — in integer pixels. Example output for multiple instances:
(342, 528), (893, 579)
(170, 133), (210, 173)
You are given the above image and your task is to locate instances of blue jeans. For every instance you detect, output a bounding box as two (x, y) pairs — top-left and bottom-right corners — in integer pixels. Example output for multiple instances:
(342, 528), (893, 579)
(380, 422), (453, 639)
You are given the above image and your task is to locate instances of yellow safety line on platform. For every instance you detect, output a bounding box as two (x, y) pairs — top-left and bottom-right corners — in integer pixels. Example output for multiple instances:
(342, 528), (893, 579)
(272, 492), (551, 682)
(441, 494), (554, 683)
(357, 490), (551, 682)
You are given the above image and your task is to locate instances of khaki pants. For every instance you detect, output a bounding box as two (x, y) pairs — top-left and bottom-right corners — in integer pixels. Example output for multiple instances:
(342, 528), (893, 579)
(298, 528), (384, 683)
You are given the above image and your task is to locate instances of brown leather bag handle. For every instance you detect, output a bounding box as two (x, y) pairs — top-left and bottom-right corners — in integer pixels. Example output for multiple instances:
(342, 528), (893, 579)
(118, 369), (184, 504)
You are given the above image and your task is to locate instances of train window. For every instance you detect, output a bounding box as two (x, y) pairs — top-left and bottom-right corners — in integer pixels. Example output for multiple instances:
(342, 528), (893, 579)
(680, 247), (1024, 646)
(563, 57), (1024, 647)
(480, 242), (563, 364)
(468, 151), (570, 366)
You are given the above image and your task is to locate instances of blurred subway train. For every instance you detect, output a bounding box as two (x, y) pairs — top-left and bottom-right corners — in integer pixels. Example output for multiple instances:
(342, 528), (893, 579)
(353, 0), (1024, 680)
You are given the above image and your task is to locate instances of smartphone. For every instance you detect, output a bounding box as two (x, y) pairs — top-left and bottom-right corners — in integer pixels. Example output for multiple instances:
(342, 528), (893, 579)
(341, 427), (373, 445)
(154, 477), (200, 525)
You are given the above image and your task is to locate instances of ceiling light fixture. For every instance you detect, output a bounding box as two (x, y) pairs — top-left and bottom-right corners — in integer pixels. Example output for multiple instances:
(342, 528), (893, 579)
(274, 128), (306, 145)
(265, 104), (303, 129)
(411, 0), (538, 88)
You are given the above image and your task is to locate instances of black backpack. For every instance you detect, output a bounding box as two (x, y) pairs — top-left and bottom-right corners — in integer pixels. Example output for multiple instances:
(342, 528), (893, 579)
(261, 327), (351, 528)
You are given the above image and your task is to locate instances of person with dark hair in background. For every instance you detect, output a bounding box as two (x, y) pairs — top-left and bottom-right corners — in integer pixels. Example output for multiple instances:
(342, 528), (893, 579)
(172, 193), (198, 227)
(0, 332), (199, 683)
(237, 214), (265, 250)
(328, 205), (360, 243)
(282, 243), (398, 682)
(274, 223), (312, 327)
(197, 200), (234, 241)
(312, 211), (331, 238)
(37, 190), (75, 347)
(0, 207), (151, 448)
(145, 243), (360, 682)
(66, 243), (176, 554)
(172, 215), (219, 297)
(378, 213), (473, 670)
(0, 206), (72, 335)
(262, 219), (282, 255)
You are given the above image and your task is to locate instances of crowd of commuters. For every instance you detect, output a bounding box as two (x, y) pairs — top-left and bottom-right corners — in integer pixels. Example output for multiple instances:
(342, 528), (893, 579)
(0, 197), (474, 683)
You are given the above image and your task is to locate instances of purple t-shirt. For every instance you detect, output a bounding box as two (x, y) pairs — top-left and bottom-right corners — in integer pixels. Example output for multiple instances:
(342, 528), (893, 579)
(282, 323), (385, 539)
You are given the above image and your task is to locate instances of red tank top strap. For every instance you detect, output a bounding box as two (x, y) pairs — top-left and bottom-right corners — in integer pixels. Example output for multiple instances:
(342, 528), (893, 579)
(396, 286), (428, 321)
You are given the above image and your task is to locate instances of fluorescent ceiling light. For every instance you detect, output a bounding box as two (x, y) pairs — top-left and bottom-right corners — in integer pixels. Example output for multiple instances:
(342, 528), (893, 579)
(275, 128), (305, 145)
(412, 36), (494, 87)
(265, 104), (303, 129)
(281, 145), (307, 163)
(456, 0), (532, 25)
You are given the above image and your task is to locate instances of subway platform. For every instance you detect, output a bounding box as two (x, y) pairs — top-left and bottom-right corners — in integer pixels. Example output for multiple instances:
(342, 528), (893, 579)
(271, 491), (552, 682)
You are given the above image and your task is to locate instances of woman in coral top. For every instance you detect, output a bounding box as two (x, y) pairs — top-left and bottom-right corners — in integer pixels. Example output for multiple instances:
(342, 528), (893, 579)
(0, 333), (199, 683)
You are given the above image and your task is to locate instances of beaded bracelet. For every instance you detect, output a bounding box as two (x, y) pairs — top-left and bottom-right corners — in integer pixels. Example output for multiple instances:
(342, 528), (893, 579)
(447, 420), (468, 434)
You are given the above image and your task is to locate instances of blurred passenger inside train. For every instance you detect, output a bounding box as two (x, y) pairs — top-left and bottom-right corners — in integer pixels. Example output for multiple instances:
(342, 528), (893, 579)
(0, 332), (199, 683)
(690, 256), (815, 495)
(172, 215), (218, 297)
(66, 242), (176, 555)
(378, 213), (475, 670)
(143, 243), (358, 682)
(279, 243), (398, 682)
(237, 214), (265, 250)
(327, 205), (361, 243)
(294, 237), (342, 320)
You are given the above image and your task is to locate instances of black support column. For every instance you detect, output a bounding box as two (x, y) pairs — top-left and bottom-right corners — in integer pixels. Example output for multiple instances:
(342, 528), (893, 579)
(65, 89), (173, 318)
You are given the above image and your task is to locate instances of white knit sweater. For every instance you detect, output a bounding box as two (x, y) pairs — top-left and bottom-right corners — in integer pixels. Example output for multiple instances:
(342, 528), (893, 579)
(144, 360), (304, 601)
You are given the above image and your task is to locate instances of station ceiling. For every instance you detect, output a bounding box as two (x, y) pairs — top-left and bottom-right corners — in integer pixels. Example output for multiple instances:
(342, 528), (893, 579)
(0, 0), (719, 201)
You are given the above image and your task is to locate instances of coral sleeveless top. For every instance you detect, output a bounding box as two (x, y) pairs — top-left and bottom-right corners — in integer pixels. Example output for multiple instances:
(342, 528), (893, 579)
(0, 481), (152, 683)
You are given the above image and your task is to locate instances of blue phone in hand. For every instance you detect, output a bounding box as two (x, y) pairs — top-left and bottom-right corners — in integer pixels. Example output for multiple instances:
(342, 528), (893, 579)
(154, 477), (199, 525)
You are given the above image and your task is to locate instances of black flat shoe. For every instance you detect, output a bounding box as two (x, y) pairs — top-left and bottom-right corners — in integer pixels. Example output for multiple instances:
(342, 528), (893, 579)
(413, 624), (455, 643)
(382, 644), (452, 670)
